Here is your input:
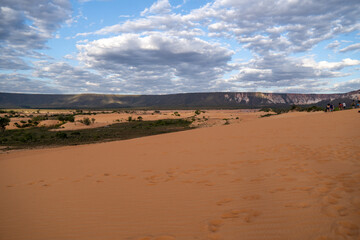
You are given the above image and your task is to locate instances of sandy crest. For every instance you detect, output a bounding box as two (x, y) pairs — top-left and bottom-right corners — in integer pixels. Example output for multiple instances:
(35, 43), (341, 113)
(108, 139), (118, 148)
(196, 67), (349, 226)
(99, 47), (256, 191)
(0, 109), (359, 240)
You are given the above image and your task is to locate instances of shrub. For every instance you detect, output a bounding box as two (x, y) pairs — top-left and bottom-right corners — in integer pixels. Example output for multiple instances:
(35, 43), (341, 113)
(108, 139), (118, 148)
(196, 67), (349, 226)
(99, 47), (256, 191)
(91, 118), (95, 124)
(0, 117), (10, 132)
(174, 112), (180, 116)
(195, 110), (201, 115)
(58, 114), (75, 122)
(137, 116), (143, 121)
(128, 116), (133, 122)
(55, 132), (67, 139)
(32, 115), (48, 122)
(82, 117), (91, 125)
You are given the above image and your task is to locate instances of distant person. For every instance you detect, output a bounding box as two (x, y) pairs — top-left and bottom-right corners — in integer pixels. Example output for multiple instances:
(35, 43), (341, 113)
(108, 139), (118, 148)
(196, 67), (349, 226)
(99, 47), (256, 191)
(326, 103), (330, 112)
(343, 102), (346, 109)
(352, 100), (355, 109)
(357, 100), (360, 108)
(330, 104), (334, 112)
(339, 102), (343, 110)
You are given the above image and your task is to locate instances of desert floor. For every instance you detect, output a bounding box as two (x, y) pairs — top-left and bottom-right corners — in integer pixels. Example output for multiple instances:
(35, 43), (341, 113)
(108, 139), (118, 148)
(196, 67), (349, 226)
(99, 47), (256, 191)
(4, 109), (262, 130)
(0, 109), (359, 240)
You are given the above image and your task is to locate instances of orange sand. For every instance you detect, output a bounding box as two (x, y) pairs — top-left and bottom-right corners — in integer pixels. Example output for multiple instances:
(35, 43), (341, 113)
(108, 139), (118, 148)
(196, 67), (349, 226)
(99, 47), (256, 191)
(55, 110), (262, 131)
(0, 109), (359, 240)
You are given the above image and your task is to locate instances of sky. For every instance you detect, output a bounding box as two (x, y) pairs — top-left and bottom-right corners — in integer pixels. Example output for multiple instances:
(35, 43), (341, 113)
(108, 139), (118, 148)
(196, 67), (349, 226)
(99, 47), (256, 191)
(0, 0), (360, 95)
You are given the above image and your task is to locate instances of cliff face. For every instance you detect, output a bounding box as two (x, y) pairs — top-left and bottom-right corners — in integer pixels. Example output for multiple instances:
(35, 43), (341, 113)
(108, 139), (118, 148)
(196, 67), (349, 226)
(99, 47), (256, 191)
(224, 90), (360, 106)
(0, 90), (359, 109)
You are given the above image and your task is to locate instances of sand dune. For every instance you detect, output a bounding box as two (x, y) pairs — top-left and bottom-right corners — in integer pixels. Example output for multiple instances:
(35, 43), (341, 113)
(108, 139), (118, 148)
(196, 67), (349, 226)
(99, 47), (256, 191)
(0, 109), (359, 240)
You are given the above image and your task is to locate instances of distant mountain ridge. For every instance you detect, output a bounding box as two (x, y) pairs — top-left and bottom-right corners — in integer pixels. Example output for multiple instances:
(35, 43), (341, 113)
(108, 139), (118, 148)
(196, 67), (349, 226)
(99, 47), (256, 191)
(0, 90), (359, 109)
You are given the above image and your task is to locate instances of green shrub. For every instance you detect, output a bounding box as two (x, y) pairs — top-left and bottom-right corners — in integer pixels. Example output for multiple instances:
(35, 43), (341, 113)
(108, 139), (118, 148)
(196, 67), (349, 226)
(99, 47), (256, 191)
(55, 132), (67, 139)
(57, 114), (75, 122)
(82, 117), (91, 125)
(195, 110), (201, 115)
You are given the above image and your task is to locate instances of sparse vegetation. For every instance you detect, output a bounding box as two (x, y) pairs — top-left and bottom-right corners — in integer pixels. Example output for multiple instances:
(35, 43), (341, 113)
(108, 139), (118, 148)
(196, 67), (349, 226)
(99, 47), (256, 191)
(57, 114), (75, 122)
(0, 119), (193, 149)
(80, 117), (91, 125)
(173, 112), (180, 116)
(195, 110), (201, 115)
(0, 117), (10, 132)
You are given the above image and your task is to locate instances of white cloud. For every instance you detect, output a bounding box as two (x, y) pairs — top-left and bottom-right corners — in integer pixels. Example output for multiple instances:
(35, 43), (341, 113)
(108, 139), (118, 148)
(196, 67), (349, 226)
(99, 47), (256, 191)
(302, 58), (360, 71)
(141, 0), (171, 16)
(339, 43), (360, 53)
(330, 79), (360, 92)
(76, 32), (234, 93)
(326, 40), (341, 50)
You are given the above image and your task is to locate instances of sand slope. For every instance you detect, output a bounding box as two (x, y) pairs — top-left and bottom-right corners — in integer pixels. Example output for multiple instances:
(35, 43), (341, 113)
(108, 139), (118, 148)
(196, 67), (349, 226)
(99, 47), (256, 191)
(0, 110), (359, 240)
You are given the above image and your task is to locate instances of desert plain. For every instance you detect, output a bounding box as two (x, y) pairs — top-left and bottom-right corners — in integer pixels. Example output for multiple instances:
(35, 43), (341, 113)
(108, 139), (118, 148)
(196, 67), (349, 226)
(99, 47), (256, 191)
(0, 109), (359, 240)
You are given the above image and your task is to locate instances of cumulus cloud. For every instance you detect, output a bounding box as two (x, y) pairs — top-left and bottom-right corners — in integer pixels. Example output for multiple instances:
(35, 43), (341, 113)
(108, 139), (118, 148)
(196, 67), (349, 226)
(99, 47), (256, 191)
(74, 14), (198, 38)
(329, 79), (360, 92)
(141, 0), (171, 16)
(189, 0), (360, 55)
(0, 0), (71, 70)
(32, 61), (107, 93)
(0, 73), (60, 93)
(0, 0), (71, 49)
(1, 0), (359, 94)
(223, 54), (353, 92)
(76, 33), (234, 92)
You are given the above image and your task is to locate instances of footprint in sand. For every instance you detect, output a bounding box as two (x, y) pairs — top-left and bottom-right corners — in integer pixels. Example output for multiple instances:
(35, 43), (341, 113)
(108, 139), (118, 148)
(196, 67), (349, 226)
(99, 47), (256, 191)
(249, 177), (265, 183)
(322, 196), (339, 205)
(314, 236), (333, 240)
(242, 194), (261, 200)
(221, 209), (261, 223)
(332, 221), (359, 238)
(117, 174), (129, 177)
(230, 178), (242, 183)
(284, 202), (311, 209)
(321, 205), (348, 217)
(293, 186), (313, 192)
(216, 198), (233, 206)
(207, 219), (224, 232)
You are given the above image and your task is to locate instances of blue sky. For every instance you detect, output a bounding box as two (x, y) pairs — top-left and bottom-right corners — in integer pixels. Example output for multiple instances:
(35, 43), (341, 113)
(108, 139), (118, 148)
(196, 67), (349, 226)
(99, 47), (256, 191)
(0, 0), (359, 94)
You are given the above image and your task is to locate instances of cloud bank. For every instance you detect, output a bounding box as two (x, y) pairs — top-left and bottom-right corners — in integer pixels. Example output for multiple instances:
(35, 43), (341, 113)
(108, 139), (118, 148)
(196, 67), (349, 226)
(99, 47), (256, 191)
(1, 0), (359, 94)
